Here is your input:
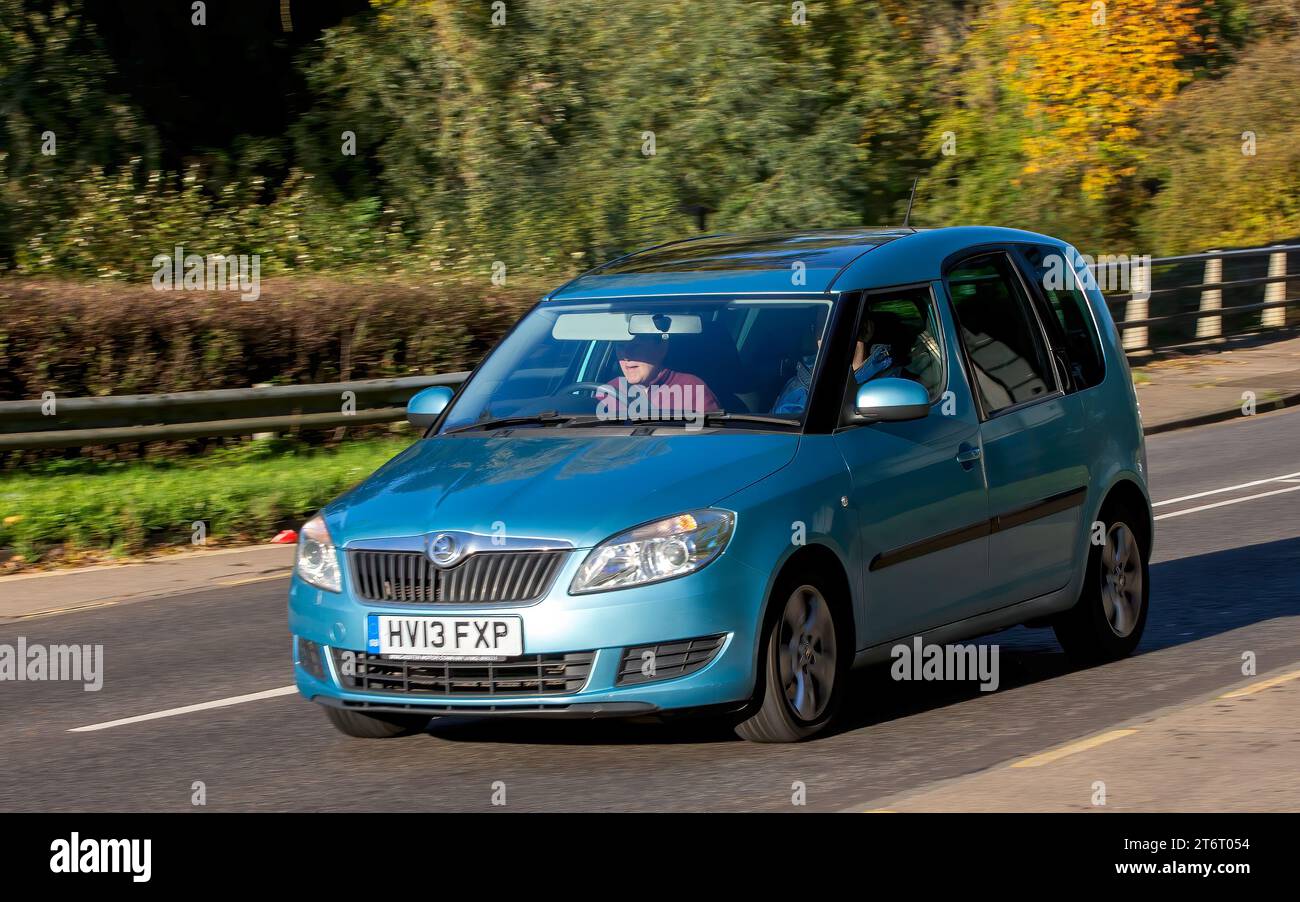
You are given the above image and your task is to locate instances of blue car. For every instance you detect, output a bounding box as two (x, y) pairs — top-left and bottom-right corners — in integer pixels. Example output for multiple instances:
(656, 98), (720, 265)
(289, 227), (1153, 742)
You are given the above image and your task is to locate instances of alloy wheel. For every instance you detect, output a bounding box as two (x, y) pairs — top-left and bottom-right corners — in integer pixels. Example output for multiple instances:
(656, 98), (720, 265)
(1100, 522), (1143, 638)
(777, 585), (837, 721)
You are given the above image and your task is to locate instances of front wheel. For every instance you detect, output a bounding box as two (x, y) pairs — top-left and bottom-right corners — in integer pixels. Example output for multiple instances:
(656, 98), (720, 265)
(323, 705), (430, 739)
(735, 578), (847, 743)
(1054, 502), (1150, 663)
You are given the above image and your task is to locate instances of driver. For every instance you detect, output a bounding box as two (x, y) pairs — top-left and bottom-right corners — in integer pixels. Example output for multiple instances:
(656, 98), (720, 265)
(598, 333), (718, 419)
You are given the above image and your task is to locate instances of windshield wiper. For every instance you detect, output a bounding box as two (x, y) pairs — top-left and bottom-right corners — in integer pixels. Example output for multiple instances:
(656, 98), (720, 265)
(700, 411), (799, 428)
(447, 411), (797, 434)
(444, 411), (584, 434)
(636, 411), (799, 430)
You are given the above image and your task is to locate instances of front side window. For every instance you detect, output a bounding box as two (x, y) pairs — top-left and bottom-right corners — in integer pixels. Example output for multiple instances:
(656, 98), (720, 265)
(1018, 244), (1106, 390)
(946, 253), (1056, 416)
(439, 297), (834, 432)
(843, 286), (945, 409)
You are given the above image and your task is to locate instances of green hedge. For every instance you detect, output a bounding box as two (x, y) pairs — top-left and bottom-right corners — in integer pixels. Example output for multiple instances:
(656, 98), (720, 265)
(0, 275), (539, 401)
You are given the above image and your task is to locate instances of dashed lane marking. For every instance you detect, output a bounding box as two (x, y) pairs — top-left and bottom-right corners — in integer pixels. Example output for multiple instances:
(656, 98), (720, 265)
(1154, 484), (1300, 520)
(69, 686), (299, 733)
(1153, 470), (1300, 507)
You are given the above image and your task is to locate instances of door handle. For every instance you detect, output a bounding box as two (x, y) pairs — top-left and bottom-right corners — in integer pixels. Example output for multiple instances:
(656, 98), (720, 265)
(956, 443), (982, 466)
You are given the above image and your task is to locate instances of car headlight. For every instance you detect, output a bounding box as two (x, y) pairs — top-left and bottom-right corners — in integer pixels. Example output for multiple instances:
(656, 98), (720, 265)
(296, 514), (341, 593)
(570, 509), (735, 594)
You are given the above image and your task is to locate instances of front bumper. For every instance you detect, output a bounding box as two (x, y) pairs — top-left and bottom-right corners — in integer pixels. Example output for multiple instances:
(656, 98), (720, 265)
(288, 549), (769, 716)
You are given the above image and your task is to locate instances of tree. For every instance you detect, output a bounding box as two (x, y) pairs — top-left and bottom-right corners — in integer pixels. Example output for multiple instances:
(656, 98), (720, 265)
(1142, 36), (1300, 252)
(923, 0), (1216, 250)
(299, 0), (940, 275)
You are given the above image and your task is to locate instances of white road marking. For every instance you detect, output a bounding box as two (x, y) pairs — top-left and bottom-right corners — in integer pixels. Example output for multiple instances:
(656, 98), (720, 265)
(1153, 471), (1300, 507)
(69, 686), (298, 733)
(1154, 484), (1300, 521)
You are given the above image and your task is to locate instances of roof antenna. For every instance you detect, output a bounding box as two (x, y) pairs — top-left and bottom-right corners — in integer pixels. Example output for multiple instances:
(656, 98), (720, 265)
(902, 176), (920, 228)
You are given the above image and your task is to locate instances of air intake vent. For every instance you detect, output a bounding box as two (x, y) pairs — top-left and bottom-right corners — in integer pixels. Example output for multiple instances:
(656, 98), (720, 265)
(333, 649), (595, 697)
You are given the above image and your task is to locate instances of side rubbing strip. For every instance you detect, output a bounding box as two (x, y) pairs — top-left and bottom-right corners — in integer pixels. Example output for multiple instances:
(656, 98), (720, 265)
(868, 486), (1087, 573)
(869, 520), (991, 572)
(992, 486), (1087, 533)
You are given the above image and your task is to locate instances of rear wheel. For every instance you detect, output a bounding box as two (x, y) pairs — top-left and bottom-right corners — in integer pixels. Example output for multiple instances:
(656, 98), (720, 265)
(736, 577), (847, 743)
(1054, 501), (1150, 663)
(323, 706), (430, 739)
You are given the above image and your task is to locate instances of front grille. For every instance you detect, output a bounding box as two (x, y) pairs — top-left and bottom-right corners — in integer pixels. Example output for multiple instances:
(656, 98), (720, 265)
(616, 634), (726, 685)
(332, 649), (595, 697)
(349, 549), (566, 603)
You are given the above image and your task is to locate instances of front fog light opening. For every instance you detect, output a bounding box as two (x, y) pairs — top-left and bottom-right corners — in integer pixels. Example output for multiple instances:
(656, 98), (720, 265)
(617, 634), (727, 685)
(296, 637), (326, 680)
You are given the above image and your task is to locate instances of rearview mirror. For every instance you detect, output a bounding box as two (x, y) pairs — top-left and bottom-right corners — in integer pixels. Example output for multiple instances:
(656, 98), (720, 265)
(627, 313), (702, 335)
(407, 385), (454, 429)
(854, 378), (930, 422)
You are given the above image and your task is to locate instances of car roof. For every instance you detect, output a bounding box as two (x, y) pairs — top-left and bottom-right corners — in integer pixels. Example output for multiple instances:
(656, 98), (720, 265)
(546, 228), (913, 300)
(545, 226), (1069, 300)
(543, 226), (1071, 300)
(832, 225), (1070, 290)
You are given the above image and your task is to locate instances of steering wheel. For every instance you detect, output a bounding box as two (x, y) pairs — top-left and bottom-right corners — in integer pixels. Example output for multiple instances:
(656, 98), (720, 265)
(558, 381), (609, 399)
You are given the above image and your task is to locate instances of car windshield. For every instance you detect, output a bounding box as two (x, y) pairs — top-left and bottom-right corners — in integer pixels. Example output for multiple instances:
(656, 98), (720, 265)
(439, 297), (834, 432)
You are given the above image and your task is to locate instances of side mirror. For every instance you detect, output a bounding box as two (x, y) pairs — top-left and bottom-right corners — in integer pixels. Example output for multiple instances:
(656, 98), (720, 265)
(854, 377), (930, 422)
(407, 385), (454, 429)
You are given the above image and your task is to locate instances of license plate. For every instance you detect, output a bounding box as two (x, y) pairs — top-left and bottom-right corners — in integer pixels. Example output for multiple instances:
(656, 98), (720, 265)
(367, 614), (523, 660)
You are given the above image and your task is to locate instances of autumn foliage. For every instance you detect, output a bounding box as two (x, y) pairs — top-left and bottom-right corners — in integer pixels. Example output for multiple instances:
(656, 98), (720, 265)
(1014, 0), (1208, 198)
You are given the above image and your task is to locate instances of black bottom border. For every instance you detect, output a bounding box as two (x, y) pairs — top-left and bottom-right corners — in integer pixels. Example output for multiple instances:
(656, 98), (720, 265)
(7, 812), (1287, 887)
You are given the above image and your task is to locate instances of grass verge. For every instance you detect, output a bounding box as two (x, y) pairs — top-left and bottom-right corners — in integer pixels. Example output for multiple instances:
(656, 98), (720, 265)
(0, 436), (412, 570)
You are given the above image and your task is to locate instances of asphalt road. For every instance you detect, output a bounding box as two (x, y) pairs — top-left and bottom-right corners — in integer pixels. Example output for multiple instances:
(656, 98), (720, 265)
(2, 408), (1298, 812)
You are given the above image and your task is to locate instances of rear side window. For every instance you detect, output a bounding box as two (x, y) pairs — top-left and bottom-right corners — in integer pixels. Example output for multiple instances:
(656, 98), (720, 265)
(946, 253), (1056, 416)
(1018, 245), (1106, 389)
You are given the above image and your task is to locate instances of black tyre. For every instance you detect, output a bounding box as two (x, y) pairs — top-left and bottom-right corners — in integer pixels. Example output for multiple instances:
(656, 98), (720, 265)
(323, 705), (430, 739)
(735, 574), (848, 743)
(1054, 499), (1150, 663)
